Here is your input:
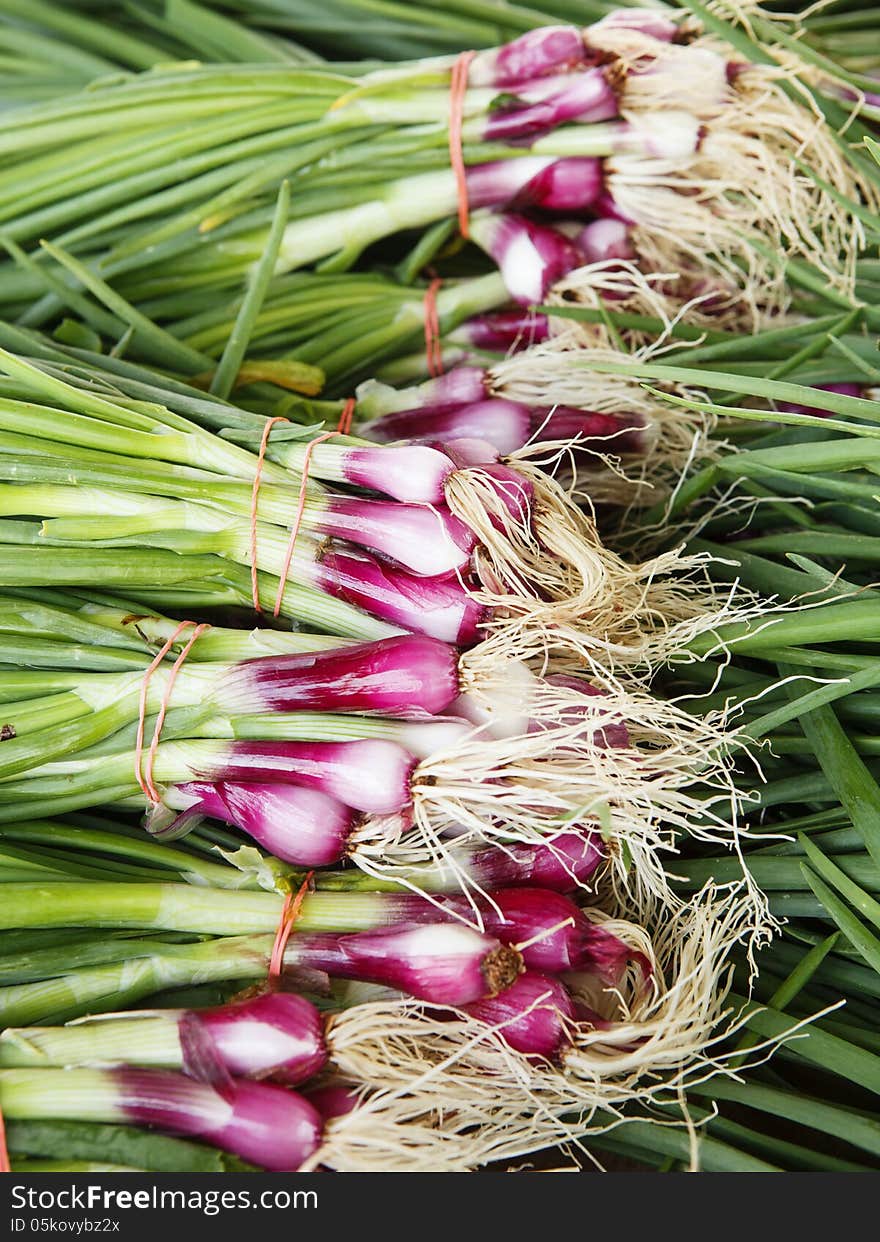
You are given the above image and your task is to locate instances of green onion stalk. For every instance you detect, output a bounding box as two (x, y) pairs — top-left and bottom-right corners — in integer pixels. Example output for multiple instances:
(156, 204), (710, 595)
(160, 0), (614, 62)
(167, 268), (519, 396)
(0, 0), (330, 110)
(0, 0), (609, 89)
(3, 1115), (265, 1173)
(0, 14), (864, 347)
(603, 324), (880, 1169)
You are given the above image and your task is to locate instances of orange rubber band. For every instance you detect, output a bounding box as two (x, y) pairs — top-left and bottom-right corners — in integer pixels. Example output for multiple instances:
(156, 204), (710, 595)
(423, 277), (444, 378)
(143, 623), (210, 804)
(134, 620), (208, 805)
(135, 621), (195, 802)
(250, 416), (290, 613)
(449, 50), (477, 239)
(336, 396), (356, 437)
(269, 872), (315, 981)
(272, 431), (337, 619)
(271, 399), (356, 619)
(0, 1102), (10, 1174)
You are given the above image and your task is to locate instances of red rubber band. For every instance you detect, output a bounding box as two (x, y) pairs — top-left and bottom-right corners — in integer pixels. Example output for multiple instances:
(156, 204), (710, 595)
(449, 51), (476, 239)
(134, 620), (208, 805)
(0, 1102), (10, 1174)
(250, 415), (290, 613)
(269, 872), (315, 981)
(423, 277), (444, 378)
(271, 400), (356, 619)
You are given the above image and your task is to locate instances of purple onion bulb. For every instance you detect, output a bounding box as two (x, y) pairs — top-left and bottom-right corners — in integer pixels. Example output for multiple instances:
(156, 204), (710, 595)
(469, 26), (588, 88)
(441, 888), (639, 978)
(202, 739), (415, 817)
(315, 496), (475, 576)
(528, 406), (643, 453)
(513, 157), (604, 214)
(464, 971), (575, 1062)
(285, 924), (522, 1005)
(364, 398), (531, 455)
(306, 1084), (360, 1121)
(577, 217), (634, 264)
(588, 10), (678, 44)
(474, 462), (535, 529)
(156, 780), (359, 866)
(469, 212), (586, 304)
(483, 69), (618, 142)
(456, 310), (550, 353)
(342, 443), (455, 503)
(116, 1068), (323, 1171)
(185, 992), (328, 1087)
(218, 635), (461, 718)
(315, 547), (488, 645)
(468, 833), (605, 893)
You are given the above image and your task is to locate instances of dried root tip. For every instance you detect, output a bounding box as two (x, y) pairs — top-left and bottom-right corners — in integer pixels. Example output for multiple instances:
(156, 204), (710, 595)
(312, 1086), (585, 1172)
(490, 333), (722, 507)
(316, 884), (771, 1169)
(484, 944), (524, 995)
(353, 666), (760, 919)
(448, 456), (763, 677)
(548, 258), (760, 347)
(574, 19), (869, 322)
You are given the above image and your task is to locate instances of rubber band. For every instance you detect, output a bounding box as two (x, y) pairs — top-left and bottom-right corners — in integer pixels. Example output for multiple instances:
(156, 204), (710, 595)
(269, 871), (315, 981)
(272, 431), (337, 619)
(134, 620), (208, 805)
(271, 399), (356, 618)
(0, 1102), (10, 1174)
(423, 277), (444, 378)
(135, 621), (195, 802)
(143, 623), (210, 805)
(250, 415), (290, 613)
(448, 50), (476, 239)
(336, 396), (356, 437)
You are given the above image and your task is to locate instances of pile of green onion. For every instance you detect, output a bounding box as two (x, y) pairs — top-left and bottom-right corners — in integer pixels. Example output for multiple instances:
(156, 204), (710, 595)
(0, 0), (878, 1176)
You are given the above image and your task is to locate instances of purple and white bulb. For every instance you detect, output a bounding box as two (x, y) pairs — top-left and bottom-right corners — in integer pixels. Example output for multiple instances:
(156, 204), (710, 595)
(468, 26), (590, 89)
(216, 636), (462, 719)
(284, 923), (523, 1005)
(463, 970), (576, 1062)
(468, 213), (587, 305)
